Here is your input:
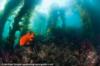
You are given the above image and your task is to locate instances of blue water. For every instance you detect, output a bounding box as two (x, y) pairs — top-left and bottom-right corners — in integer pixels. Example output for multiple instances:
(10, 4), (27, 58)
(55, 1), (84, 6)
(1, 0), (99, 39)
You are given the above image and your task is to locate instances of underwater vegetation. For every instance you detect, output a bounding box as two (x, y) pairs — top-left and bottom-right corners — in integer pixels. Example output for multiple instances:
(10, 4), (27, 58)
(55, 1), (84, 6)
(0, 0), (92, 47)
(0, 0), (100, 65)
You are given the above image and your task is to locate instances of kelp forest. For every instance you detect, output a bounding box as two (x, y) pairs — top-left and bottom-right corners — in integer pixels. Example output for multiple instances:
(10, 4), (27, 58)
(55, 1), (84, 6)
(0, 0), (100, 66)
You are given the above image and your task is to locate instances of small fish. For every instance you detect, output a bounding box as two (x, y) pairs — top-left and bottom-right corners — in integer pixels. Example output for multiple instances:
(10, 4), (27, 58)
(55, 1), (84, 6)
(19, 32), (34, 46)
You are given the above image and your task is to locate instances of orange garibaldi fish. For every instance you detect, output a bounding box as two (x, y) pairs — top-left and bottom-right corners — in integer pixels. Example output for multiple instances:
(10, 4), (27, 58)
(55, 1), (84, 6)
(20, 32), (34, 46)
